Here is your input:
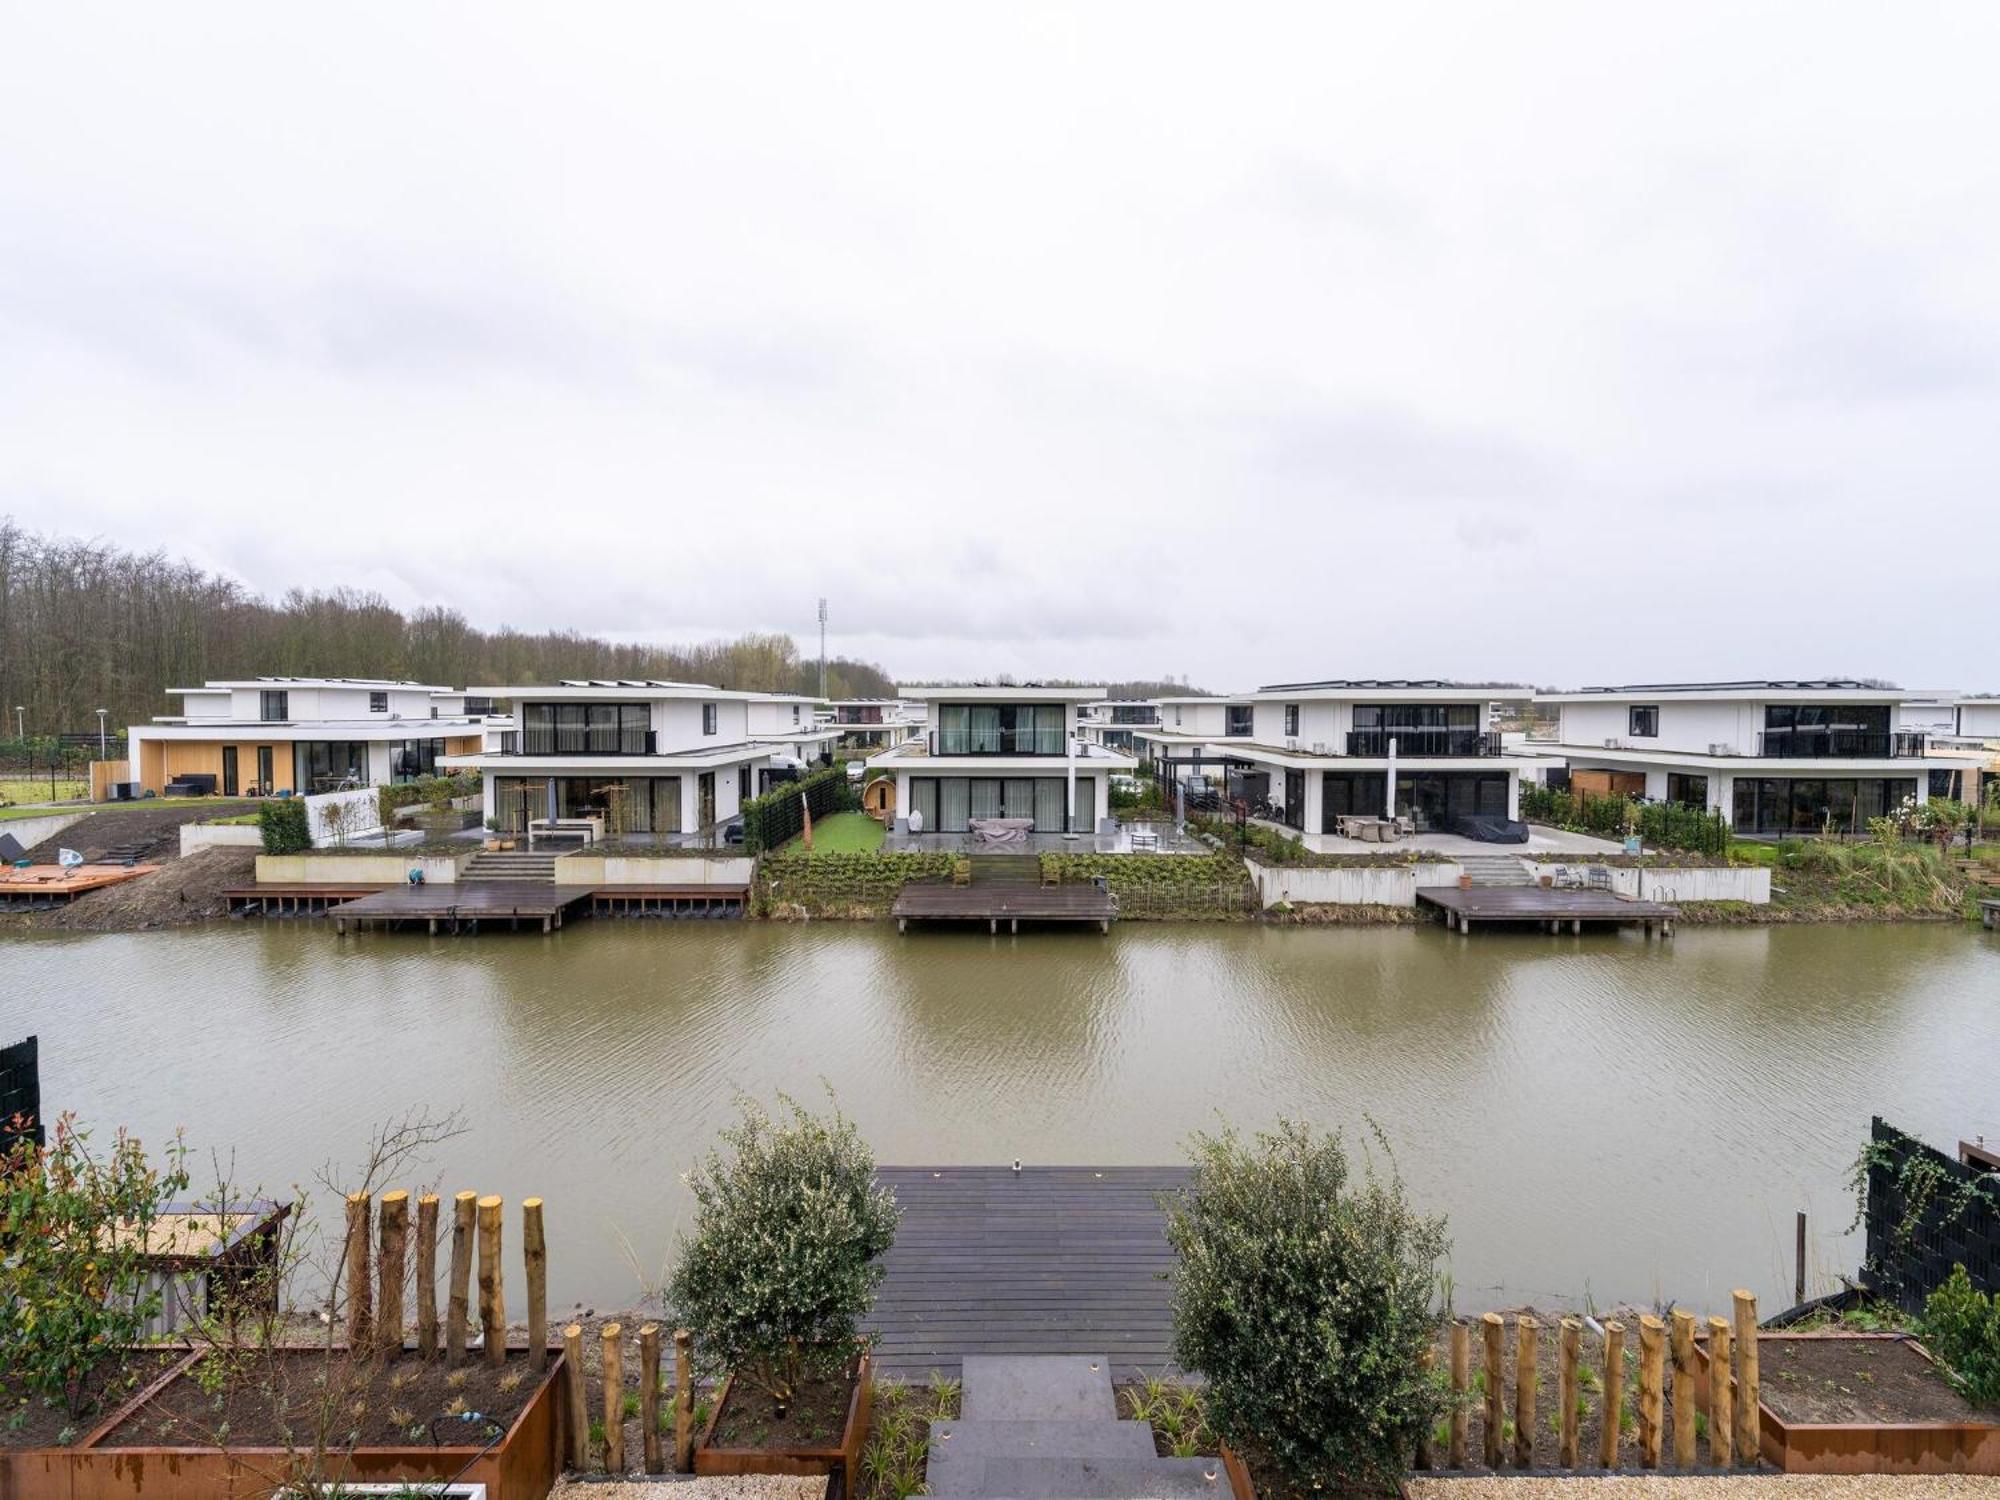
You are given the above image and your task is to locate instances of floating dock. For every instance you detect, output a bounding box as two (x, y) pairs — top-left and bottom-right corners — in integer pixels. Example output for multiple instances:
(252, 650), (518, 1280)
(1417, 885), (1678, 935)
(869, 1165), (1187, 1382)
(891, 881), (1118, 932)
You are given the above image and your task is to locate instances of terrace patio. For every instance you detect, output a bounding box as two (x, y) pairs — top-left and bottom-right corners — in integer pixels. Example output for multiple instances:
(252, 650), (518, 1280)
(883, 818), (1211, 856)
(1254, 820), (1626, 858)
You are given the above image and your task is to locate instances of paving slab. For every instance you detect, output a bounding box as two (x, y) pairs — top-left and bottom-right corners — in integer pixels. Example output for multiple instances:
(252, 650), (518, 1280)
(925, 1418), (1160, 1463)
(924, 1453), (1224, 1500)
(960, 1354), (1118, 1421)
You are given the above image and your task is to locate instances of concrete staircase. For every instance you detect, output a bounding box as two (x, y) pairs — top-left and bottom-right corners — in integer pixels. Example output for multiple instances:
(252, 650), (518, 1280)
(461, 850), (559, 884)
(1456, 851), (1532, 888)
(925, 1356), (1221, 1500)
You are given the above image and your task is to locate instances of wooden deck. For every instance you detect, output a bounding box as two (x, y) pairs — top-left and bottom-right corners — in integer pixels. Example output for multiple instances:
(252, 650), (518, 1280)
(590, 884), (747, 918)
(869, 1166), (1187, 1382)
(891, 881), (1118, 932)
(329, 881), (599, 934)
(0, 862), (158, 907)
(1418, 885), (1678, 935)
(225, 883), (389, 916)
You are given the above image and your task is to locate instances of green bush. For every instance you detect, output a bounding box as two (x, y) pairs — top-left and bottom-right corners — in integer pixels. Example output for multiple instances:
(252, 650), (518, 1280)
(1923, 1265), (2000, 1408)
(376, 771), (481, 825)
(1039, 853), (1254, 917)
(740, 767), (854, 853)
(1520, 785), (1730, 857)
(258, 797), (311, 853)
(668, 1096), (899, 1406)
(756, 850), (955, 916)
(0, 1115), (190, 1420)
(1166, 1120), (1448, 1492)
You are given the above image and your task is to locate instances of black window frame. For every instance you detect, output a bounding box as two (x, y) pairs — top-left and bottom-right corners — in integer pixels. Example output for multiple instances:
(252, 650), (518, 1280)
(1224, 704), (1254, 737)
(1628, 705), (1659, 738)
(259, 689), (289, 722)
(1283, 704), (1300, 737)
(702, 703), (718, 736)
(368, 690), (389, 713)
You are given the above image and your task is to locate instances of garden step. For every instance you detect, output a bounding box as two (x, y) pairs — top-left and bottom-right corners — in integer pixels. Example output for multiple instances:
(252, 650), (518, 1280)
(924, 1419), (1159, 1463)
(960, 1355), (1117, 1422)
(923, 1453), (1224, 1499)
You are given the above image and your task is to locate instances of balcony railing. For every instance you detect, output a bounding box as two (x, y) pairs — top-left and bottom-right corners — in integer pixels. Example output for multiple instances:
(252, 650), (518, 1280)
(1757, 730), (1926, 759)
(500, 728), (656, 756)
(1345, 729), (1503, 758)
(928, 728), (1067, 756)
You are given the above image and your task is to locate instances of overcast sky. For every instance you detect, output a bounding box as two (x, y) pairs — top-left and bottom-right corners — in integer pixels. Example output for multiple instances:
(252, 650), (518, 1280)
(3, 5), (1996, 691)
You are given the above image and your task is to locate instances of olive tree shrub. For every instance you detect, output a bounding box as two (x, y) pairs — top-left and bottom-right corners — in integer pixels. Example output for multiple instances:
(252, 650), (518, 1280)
(668, 1095), (898, 1411)
(1166, 1120), (1447, 1494)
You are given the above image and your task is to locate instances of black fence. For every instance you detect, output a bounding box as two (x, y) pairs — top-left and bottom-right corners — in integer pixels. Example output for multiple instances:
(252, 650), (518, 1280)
(2, 1034), (41, 1151)
(1860, 1116), (2000, 1315)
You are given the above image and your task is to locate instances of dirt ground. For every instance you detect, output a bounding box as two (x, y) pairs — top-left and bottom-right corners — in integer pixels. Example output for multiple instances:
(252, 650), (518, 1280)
(2, 846), (257, 931)
(16, 800), (251, 862)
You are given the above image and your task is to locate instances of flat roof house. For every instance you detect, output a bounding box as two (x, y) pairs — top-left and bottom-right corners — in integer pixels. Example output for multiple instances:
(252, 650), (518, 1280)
(867, 685), (1136, 840)
(1076, 699), (1160, 759)
(1533, 680), (1956, 836)
(125, 678), (499, 797)
(439, 680), (813, 840)
(1139, 680), (1536, 845)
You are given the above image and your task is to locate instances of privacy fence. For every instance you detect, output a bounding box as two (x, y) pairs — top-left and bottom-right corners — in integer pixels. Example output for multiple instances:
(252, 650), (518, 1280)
(739, 766), (855, 853)
(1520, 784), (1732, 857)
(1, 1033), (41, 1150)
(1858, 1116), (2000, 1315)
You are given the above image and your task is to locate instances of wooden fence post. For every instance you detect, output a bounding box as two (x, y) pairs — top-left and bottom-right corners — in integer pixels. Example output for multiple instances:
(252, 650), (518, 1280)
(1706, 1315), (1733, 1467)
(640, 1323), (663, 1473)
(1514, 1315), (1537, 1469)
(1637, 1314), (1665, 1468)
(602, 1322), (625, 1472)
(523, 1197), (548, 1372)
(377, 1189), (408, 1361)
(1481, 1312), (1504, 1468)
(1558, 1317), (1581, 1468)
(1670, 1308), (1697, 1469)
(343, 1191), (372, 1350)
(477, 1195), (505, 1368)
(415, 1194), (440, 1359)
(564, 1323), (588, 1469)
(1732, 1289), (1759, 1467)
(1456, 1328), (1472, 1472)
(447, 1190), (476, 1364)
(674, 1327), (695, 1471)
(1599, 1320), (1624, 1468)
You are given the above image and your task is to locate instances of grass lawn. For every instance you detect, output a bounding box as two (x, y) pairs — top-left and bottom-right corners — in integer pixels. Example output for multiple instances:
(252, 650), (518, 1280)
(0, 777), (89, 805)
(786, 811), (884, 853)
(1729, 840), (1777, 865)
(0, 795), (247, 821)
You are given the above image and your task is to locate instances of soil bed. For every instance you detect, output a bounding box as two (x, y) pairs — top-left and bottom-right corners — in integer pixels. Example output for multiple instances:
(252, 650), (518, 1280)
(99, 1346), (549, 1448)
(709, 1374), (852, 1451)
(1758, 1336), (1987, 1427)
(0, 1348), (186, 1449)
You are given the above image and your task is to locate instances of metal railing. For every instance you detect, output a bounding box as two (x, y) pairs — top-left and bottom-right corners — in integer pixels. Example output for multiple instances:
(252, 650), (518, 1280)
(501, 728), (656, 756)
(1345, 729), (1502, 757)
(1756, 730), (1926, 759)
(929, 728), (1067, 756)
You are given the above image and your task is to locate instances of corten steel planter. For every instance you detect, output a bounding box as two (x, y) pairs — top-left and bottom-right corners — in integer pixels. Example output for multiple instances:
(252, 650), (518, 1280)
(694, 1353), (872, 1478)
(1693, 1331), (2000, 1475)
(26, 1345), (569, 1500)
(1219, 1441), (1256, 1500)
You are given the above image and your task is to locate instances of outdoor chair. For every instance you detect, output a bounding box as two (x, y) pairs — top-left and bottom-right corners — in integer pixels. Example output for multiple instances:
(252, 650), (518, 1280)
(1395, 814), (1416, 837)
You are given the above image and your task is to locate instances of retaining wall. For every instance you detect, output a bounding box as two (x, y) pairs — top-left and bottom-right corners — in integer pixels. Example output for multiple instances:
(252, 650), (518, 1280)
(255, 852), (469, 884)
(1250, 860), (1465, 909)
(1522, 860), (1770, 904)
(179, 823), (265, 855)
(0, 810), (91, 852)
(553, 854), (757, 886)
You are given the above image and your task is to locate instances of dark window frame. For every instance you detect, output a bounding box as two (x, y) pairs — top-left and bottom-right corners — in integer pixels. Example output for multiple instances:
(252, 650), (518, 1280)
(259, 689), (289, 722)
(1283, 704), (1300, 737)
(1628, 705), (1659, 738)
(702, 703), (718, 736)
(369, 691), (389, 713)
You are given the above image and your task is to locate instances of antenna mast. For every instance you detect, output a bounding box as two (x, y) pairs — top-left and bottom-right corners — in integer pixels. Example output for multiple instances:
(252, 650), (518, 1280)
(817, 598), (828, 699)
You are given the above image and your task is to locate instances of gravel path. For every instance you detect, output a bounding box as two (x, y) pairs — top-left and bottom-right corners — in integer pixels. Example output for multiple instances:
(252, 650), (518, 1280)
(550, 1478), (823, 1499)
(1407, 1477), (2000, 1498)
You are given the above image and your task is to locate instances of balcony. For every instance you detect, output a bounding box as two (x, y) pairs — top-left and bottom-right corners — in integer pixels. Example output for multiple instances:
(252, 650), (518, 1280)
(928, 727), (1067, 756)
(1345, 729), (1503, 758)
(499, 728), (657, 756)
(1757, 730), (1926, 759)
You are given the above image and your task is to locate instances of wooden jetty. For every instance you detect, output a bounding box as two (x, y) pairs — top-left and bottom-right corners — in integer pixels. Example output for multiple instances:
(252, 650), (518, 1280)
(1418, 885), (1678, 936)
(591, 883), (747, 918)
(891, 881), (1118, 933)
(0, 862), (158, 908)
(225, 883), (388, 916)
(1983, 897), (2000, 931)
(869, 1166), (1186, 1382)
(329, 882), (599, 934)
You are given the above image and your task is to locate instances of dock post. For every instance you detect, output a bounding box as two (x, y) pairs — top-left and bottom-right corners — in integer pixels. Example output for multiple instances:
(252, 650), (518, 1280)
(989, 917), (996, 934)
(1011, 917), (1018, 933)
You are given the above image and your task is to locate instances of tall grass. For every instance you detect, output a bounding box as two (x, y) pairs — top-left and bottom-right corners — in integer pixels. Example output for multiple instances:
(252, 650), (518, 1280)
(1774, 837), (1964, 913)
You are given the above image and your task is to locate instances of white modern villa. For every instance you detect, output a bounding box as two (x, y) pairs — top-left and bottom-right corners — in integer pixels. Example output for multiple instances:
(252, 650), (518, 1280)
(1076, 699), (1161, 759)
(867, 685), (1135, 836)
(124, 678), (501, 797)
(440, 680), (821, 839)
(746, 693), (843, 765)
(1532, 680), (1956, 835)
(820, 698), (924, 748)
(1138, 680), (1540, 840)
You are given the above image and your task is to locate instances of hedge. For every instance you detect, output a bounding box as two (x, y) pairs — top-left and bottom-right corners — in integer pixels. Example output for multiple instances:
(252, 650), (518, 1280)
(1520, 784), (1730, 856)
(755, 850), (955, 917)
(377, 772), (481, 825)
(740, 767), (855, 853)
(1038, 853), (1255, 919)
(258, 798), (310, 854)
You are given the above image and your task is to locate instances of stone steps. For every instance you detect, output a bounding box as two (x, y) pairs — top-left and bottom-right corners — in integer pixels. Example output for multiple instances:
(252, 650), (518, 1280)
(1456, 853), (1532, 887)
(462, 852), (559, 884)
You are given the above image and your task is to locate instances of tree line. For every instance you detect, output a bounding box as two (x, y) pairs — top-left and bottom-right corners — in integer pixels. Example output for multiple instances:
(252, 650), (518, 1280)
(0, 517), (896, 740)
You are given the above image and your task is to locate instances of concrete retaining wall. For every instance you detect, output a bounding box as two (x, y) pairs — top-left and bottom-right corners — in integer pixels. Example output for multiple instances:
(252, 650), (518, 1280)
(1522, 860), (1770, 905)
(1251, 861), (1465, 909)
(256, 852), (469, 884)
(553, 854), (757, 886)
(0, 810), (91, 853)
(180, 823), (265, 855)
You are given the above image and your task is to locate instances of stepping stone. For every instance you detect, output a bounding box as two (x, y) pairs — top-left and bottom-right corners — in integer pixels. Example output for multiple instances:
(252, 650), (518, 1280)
(924, 1453), (1224, 1499)
(960, 1355), (1117, 1422)
(924, 1418), (1159, 1463)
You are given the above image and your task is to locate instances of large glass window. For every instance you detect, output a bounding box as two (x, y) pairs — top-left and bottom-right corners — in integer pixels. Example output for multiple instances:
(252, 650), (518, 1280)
(1283, 704), (1300, 737)
(260, 689), (289, 721)
(1762, 703), (1893, 757)
(294, 740), (369, 791)
(1225, 705), (1254, 737)
(1349, 703), (1485, 756)
(519, 702), (650, 755)
(1731, 775), (1919, 834)
(1629, 705), (1659, 737)
(1665, 773), (1708, 810)
(553, 775), (680, 834)
(390, 739), (446, 782)
(1321, 772), (1388, 829)
(493, 776), (551, 833)
(934, 703), (1065, 755)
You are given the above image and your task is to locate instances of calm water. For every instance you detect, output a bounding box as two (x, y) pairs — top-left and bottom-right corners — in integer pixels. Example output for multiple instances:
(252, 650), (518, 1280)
(4, 922), (1997, 1314)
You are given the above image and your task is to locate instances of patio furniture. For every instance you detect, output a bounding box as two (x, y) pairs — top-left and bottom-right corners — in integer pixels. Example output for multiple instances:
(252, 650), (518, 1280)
(528, 815), (601, 849)
(1128, 828), (1160, 853)
(1395, 814), (1416, 837)
(969, 817), (1032, 848)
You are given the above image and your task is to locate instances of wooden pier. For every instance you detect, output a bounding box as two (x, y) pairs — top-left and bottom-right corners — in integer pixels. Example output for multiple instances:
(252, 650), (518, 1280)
(590, 883), (747, 918)
(891, 882), (1118, 933)
(328, 882), (599, 934)
(225, 883), (388, 917)
(1983, 898), (2000, 931)
(1418, 885), (1678, 936)
(0, 862), (158, 908)
(869, 1166), (1186, 1382)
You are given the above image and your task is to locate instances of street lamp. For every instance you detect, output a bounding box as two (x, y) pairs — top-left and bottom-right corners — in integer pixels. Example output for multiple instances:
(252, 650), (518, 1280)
(96, 708), (109, 758)
(12, 706), (22, 741)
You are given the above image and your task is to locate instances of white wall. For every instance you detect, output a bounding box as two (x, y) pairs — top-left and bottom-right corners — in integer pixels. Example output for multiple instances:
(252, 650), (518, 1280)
(553, 853), (756, 886)
(1521, 859), (1771, 904)
(257, 852), (468, 882)
(305, 787), (384, 846)
(1250, 859), (1468, 909)
(655, 697), (749, 750)
(180, 822), (265, 854)
(0, 810), (90, 852)
(1960, 703), (2000, 739)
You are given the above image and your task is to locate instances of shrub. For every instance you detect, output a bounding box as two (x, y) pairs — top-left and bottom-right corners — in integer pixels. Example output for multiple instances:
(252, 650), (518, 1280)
(376, 771), (480, 826)
(258, 797), (311, 853)
(1166, 1120), (1447, 1492)
(668, 1096), (899, 1407)
(1923, 1265), (2000, 1408)
(739, 767), (854, 853)
(1520, 785), (1730, 856)
(0, 1114), (190, 1419)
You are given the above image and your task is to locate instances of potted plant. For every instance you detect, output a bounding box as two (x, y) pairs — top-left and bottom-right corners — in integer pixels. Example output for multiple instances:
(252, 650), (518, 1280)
(1164, 1119), (1449, 1498)
(671, 1095), (898, 1478)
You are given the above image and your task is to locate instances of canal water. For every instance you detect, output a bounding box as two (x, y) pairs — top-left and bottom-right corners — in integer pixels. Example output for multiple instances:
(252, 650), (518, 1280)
(4, 922), (1996, 1315)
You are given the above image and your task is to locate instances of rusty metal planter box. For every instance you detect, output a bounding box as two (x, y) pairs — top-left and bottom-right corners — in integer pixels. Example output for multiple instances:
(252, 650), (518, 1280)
(1694, 1331), (2000, 1475)
(694, 1353), (872, 1478)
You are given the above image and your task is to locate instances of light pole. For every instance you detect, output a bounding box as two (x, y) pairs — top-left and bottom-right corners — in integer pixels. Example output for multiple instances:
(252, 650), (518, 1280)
(96, 708), (109, 758)
(12, 706), (22, 741)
